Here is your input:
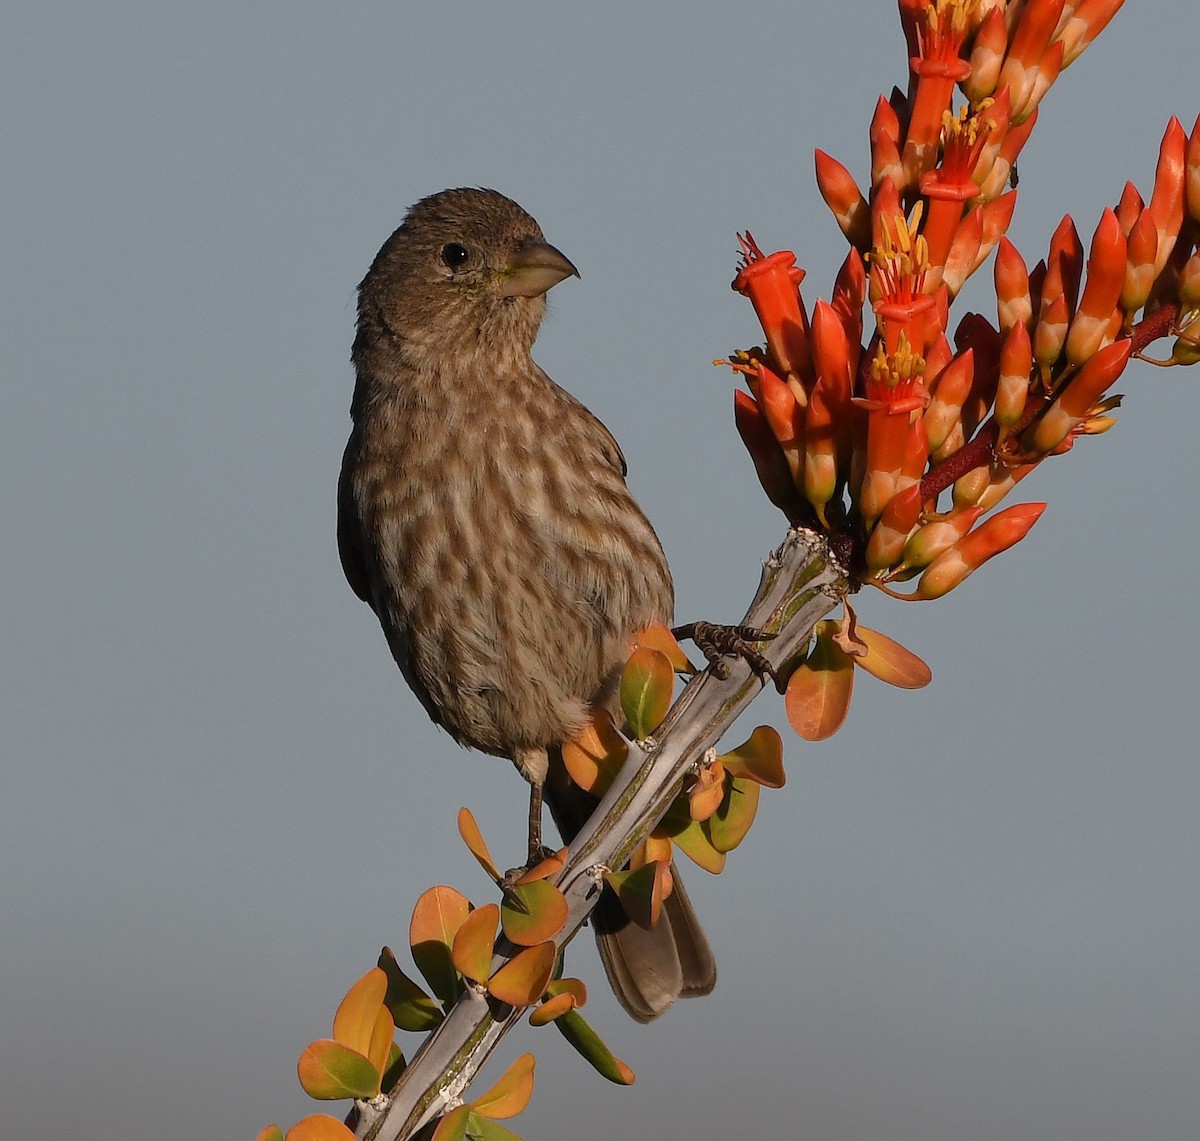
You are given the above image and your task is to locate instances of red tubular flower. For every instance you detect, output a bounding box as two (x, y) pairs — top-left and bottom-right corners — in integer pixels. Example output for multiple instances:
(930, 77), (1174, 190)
(978, 108), (1038, 200)
(1114, 181), (1145, 236)
(831, 248), (867, 374)
(1065, 208), (1127, 364)
(1018, 40), (1065, 124)
(756, 363), (805, 486)
(810, 300), (854, 417)
(995, 320), (1033, 437)
(1120, 208), (1159, 317)
(952, 312), (1002, 440)
(1057, 0), (1126, 67)
(916, 502), (1047, 599)
(940, 203), (984, 297)
(866, 483), (923, 571)
(871, 203), (940, 351)
(999, 0), (1066, 121)
(1027, 338), (1133, 453)
(1046, 215), (1085, 315)
(815, 150), (871, 250)
(732, 234), (812, 383)
(900, 505), (981, 571)
(964, 6), (1007, 102)
(920, 104), (997, 269)
(905, 0), (975, 183)
(1033, 292), (1070, 375)
(856, 336), (930, 523)
(924, 348), (975, 458)
(968, 85), (1012, 192)
(803, 380), (838, 526)
(1147, 117), (1187, 276)
(734, 388), (800, 514)
(870, 96), (905, 192)
(995, 237), (1033, 333)
(1187, 112), (1200, 224)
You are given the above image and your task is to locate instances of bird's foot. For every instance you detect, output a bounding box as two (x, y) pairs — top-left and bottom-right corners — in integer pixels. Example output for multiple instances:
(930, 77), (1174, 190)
(673, 621), (779, 688)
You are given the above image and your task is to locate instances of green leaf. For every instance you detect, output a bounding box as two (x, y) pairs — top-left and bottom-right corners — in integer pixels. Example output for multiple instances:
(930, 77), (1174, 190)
(500, 881), (568, 946)
(377, 946), (443, 1032)
(620, 647), (675, 738)
(553, 1009), (636, 1085)
(705, 776), (761, 853)
(409, 886), (470, 1006)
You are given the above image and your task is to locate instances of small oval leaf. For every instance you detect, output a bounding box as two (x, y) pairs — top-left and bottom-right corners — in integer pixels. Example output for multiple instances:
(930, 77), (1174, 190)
(658, 805), (727, 874)
(718, 725), (786, 788)
(472, 1052), (535, 1120)
(688, 761), (727, 822)
(706, 776), (761, 853)
(561, 711), (628, 795)
(785, 632), (854, 740)
(331, 968), (388, 1057)
(457, 807), (501, 882)
(429, 1104), (471, 1141)
(285, 1115), (359, 1141)
(410, 887), (470, 1006)
(633, 620), (696, 674)
(620, 647), (675, 738)
(258, 1127), (285, 1141)
(853, 625), (933, 689)
(297, 1040), (380, 1101)
(529, 992), (576, 1026)
(604, 860), (669, 930)
(488, 942), (556, 1007)
(501, 880), (568, 946)
(377, 946), (443, 1032)
(451, 903), (499, 985)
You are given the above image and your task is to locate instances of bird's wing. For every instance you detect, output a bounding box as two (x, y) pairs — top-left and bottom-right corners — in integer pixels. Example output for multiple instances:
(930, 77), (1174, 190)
(337, 433), (373, 605)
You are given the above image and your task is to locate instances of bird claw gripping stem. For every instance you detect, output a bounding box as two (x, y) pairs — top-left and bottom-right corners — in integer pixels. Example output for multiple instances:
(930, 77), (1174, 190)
(672, 621), (779, 687)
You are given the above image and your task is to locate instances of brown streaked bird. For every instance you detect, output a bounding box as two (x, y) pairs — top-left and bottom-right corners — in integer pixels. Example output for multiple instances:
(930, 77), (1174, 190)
(337, 187), (715, 1021)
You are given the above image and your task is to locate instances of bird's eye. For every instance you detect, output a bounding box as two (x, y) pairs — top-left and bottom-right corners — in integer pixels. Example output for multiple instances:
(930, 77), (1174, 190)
(440, 243), (470, 270)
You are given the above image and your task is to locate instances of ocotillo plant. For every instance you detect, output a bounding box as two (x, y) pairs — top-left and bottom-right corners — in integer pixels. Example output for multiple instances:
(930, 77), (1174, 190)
(262, 3), (1199, 1139)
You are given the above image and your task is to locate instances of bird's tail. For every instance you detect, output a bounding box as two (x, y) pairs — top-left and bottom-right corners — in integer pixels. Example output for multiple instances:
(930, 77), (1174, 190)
(544, 754), (716, 1022)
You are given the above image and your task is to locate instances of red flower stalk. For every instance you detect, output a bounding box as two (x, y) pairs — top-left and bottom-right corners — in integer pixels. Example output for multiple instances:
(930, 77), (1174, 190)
(916, 501), (1047, 599)
(732, 233), (812, 382)
(815, 149), (871, 250)
(995, 236), (1033, 333)
(1027, 338), (1133, 453)
(1065, 208), (1127, 364)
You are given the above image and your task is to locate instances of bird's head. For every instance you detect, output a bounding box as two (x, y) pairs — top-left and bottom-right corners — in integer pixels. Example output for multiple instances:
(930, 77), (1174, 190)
(355, 187), (579, 372)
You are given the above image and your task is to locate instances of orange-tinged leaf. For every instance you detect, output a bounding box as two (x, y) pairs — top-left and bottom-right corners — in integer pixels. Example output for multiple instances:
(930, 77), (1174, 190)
(451, 903), (499, 985)
(472, 1052), (535, 1119)
(718, 725), (786, 788)
(561, 711), (628, 795)
(688, 760), (726, 822)
(410, 886), (470, 1006)
(258, 1126), (285, 1141)
(285, 1115), (358, 1141)
(620, 647), (675, 739)
(367, 1007), (394, 1081)
(633, 833), (673, 867)
(853, 625), (932, 689)
(501, 881), (568, 946)
(545, 977), (588, 1006)
(529, 992), (577, 1025)
(457, 807), (500, 882)
(381, 1042), (406, 1094)
(488, 942), (556, 1007)
(514, 847), (567, 884)
(377, 946), (442, 1032)
(605, 860), (669, 930)
(633, 620), (696, 674)
(785, 632), (854, 740)
(430, 1104), (471, 1141)
(462, 1115), (524, 1141)
(706, 776), (761, 853)
(331, 967), (388, 1057)
(297, 1040), (380, 1101)
(553, 1009), (636, 1085)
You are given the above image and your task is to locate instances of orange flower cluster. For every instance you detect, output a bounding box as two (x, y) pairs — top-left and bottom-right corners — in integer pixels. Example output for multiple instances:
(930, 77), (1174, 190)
(728, 0), (1200, 601)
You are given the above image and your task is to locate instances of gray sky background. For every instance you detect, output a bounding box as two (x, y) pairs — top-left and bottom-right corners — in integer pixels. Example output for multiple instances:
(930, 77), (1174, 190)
(3, 4), (1199, 1139)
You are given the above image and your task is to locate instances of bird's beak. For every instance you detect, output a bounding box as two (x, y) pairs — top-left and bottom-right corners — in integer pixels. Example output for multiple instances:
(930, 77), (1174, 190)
(500, 238), (580, 298)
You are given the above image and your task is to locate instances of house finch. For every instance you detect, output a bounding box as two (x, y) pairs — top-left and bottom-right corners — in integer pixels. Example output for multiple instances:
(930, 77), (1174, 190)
(337, 187), (715, 1020)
